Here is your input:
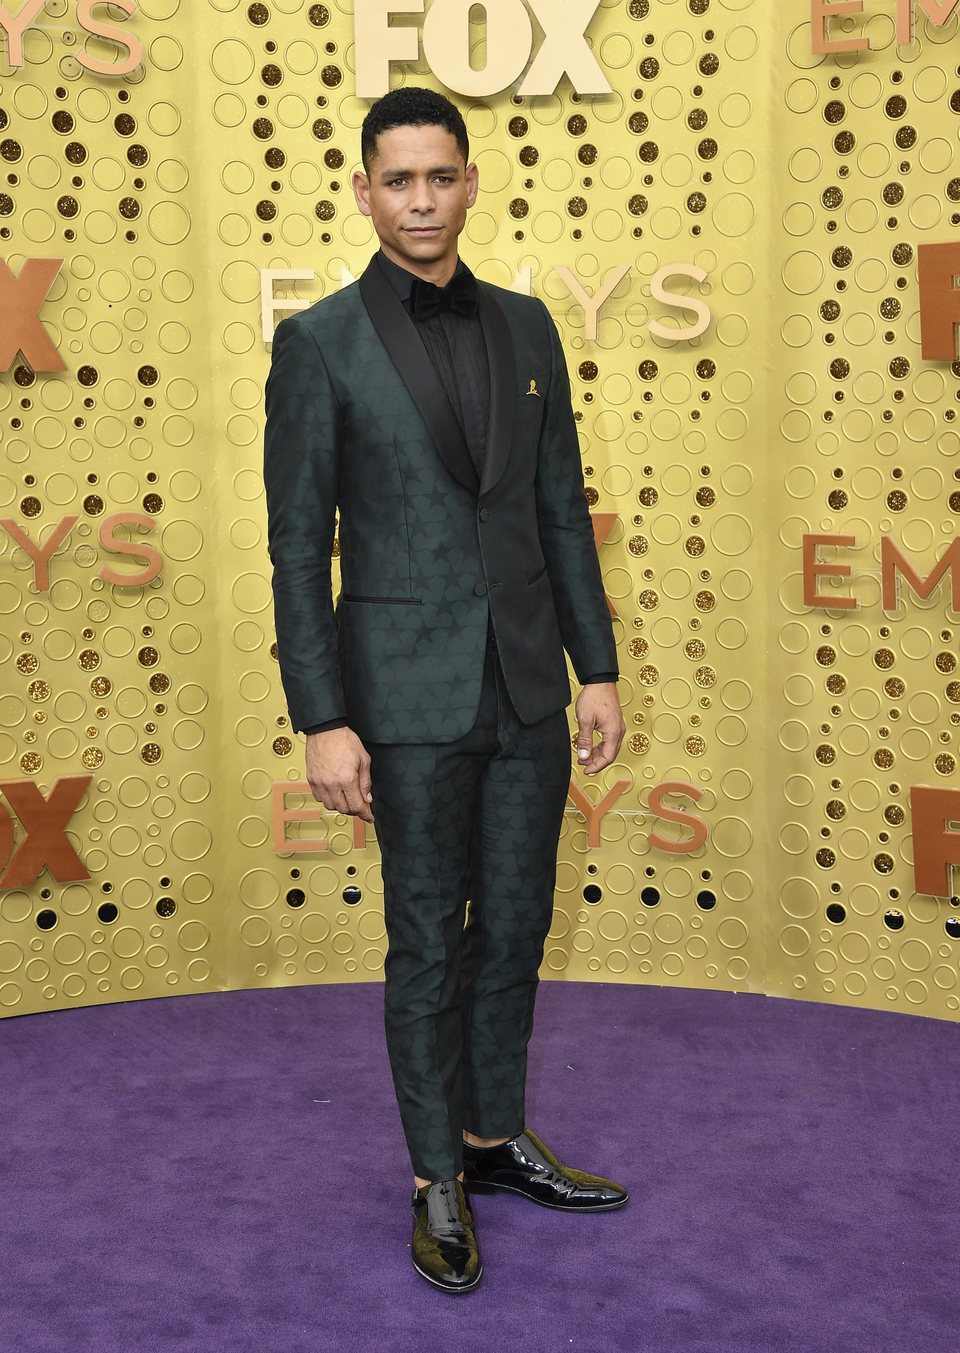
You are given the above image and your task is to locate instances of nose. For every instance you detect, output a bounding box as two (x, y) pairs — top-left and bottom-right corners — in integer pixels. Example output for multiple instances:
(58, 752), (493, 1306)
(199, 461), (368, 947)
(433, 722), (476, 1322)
(409, 178), (436, 214)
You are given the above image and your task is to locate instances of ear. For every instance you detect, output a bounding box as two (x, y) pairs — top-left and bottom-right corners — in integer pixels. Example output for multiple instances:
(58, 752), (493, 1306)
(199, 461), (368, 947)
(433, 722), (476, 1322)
(352, 169), (372, 217)
(465, 160), (479, 209)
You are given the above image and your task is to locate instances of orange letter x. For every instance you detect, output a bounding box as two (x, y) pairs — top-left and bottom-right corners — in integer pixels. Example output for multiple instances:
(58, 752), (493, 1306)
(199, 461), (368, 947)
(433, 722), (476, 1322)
(0, 776), (91, 888)
(0, 258), (67, 372)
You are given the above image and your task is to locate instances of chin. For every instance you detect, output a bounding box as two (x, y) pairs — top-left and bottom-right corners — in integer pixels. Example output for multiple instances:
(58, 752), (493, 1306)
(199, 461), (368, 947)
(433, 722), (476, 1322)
(400, 242), (446, 264)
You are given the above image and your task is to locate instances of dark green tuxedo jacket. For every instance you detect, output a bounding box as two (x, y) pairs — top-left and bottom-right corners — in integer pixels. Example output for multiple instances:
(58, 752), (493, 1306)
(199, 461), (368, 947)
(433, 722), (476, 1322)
(263, 254), (618, 744)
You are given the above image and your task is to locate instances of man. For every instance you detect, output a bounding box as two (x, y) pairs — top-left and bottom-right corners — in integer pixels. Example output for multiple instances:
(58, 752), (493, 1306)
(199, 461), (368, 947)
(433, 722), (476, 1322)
(263, 87), (627, 1294)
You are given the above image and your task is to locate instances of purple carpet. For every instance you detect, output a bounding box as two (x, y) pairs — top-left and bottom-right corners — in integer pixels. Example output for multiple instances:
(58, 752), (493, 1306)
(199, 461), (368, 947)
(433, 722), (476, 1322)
(1, 981), (957, 1353)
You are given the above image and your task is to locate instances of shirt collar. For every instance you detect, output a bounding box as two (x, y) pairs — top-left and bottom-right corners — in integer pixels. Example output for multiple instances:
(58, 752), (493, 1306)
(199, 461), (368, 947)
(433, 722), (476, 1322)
(376, 249), (470, 306)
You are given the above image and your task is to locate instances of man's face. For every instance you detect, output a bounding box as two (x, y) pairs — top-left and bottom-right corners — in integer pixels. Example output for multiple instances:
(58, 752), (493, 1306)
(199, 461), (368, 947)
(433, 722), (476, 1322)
(352, 124), (479, 282)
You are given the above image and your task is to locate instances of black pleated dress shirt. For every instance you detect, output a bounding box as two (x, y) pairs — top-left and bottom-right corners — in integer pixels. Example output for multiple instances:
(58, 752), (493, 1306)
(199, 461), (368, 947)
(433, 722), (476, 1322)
(378, 249), (491, 478)
(301, 250), (616, 736)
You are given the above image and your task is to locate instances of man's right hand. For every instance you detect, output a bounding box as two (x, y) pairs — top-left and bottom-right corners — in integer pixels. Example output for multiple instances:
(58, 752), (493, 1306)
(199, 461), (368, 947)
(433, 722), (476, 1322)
(305, 727), (374, 824)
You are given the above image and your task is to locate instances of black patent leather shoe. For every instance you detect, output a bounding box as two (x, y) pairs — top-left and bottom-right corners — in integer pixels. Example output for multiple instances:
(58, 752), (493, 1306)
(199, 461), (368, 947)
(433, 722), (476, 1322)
(410, 1179), (482, 1293)
(462, 1128), (629, 1212)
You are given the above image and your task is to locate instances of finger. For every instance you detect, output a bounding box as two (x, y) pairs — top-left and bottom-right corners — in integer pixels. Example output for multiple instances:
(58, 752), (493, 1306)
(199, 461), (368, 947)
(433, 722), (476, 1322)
(343, 756), (374, 821)
(581, 741), (609, 775)
(341, 773), (368, 819)
(358, 762), (375, 823)
(593, 715), (624, 756)
(582, 720), (624, 773)
(576, 714), (596, 763)
(592, 746), (617, 773)
(326, 783), (352, 817)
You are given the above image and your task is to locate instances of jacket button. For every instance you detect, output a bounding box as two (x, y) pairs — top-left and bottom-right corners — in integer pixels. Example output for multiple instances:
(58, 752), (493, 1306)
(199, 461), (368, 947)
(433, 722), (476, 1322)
(474, 582), (488, 597)
(479, 508), (490, 522)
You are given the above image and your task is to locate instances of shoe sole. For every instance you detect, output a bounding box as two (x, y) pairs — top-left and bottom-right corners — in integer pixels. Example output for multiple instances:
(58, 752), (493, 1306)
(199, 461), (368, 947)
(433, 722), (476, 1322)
(466, 1179), (629, 1212)
(412, 1259), (483, 1293)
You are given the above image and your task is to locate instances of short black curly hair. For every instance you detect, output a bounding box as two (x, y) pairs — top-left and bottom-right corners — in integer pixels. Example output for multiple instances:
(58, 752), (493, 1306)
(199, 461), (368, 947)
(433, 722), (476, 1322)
(360, 87), (469, 171)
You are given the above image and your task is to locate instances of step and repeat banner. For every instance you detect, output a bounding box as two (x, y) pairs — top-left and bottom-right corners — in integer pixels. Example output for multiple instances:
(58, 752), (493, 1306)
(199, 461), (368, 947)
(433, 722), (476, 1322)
(2, 0), (960, 1021)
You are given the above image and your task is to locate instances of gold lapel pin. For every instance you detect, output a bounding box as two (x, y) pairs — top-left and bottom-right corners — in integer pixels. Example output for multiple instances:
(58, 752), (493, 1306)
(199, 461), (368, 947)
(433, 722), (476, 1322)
(527, 379), (541, 397)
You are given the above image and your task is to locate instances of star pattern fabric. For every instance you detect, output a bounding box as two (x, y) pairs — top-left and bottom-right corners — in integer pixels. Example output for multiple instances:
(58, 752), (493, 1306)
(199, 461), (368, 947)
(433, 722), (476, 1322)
(297, 252), (616, 737)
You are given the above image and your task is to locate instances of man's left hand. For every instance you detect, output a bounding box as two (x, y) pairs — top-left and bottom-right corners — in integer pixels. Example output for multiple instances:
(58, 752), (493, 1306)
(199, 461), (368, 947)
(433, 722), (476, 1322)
(574, 683), (626, 775)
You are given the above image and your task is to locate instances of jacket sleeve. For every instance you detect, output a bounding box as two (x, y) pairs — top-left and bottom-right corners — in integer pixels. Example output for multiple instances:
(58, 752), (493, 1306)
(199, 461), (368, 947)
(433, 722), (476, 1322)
(533, 299), (619, 684)
(263, 315), (346, 733)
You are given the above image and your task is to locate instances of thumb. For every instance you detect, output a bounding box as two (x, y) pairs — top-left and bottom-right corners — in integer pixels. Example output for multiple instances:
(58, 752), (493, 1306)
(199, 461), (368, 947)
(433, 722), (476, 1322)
(359, 759), (373, 802)
(576, 715), (595, 762)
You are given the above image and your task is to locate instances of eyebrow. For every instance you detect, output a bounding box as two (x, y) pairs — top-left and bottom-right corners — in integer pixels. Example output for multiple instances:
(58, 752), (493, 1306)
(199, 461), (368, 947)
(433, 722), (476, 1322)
(378, 164), (462, 181)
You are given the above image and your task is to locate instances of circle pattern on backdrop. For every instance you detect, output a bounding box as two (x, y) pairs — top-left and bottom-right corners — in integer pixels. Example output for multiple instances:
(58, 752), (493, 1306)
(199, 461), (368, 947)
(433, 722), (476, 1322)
(0, 1), (956, 1023)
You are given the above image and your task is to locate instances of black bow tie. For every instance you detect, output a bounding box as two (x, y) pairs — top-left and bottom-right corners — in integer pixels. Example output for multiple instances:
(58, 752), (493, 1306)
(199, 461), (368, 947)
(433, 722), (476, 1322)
(409, 270), (479, 322)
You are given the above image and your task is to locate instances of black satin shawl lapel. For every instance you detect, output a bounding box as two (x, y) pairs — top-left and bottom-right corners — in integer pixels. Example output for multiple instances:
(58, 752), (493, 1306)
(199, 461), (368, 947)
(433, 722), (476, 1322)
(477, 285), (516, 498)
(358, 258), (480, 495)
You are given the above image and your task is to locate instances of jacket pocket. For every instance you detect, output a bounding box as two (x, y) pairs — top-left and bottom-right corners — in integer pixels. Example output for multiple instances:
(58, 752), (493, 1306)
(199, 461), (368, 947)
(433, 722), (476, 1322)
(526, 564), (547, 586)
(340, 594), (422, 605)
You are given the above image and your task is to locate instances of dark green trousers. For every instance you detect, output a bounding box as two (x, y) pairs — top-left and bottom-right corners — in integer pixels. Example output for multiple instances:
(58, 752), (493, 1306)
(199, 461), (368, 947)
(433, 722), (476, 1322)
(367, 623), (572, 1181)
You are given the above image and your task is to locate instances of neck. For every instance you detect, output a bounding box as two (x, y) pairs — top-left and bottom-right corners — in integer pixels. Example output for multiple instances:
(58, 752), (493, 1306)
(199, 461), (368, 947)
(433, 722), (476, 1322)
(380, 243), (459, 287)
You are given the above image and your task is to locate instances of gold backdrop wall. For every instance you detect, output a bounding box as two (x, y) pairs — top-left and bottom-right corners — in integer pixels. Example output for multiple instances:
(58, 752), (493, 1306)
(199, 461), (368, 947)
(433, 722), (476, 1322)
(2, 0), (960, 1022)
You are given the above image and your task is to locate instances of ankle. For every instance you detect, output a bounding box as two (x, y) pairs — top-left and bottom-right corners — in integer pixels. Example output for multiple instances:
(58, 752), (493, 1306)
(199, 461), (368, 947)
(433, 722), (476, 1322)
(414, 1171), (465, 1189)
(463, 1132), (510, 1149)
